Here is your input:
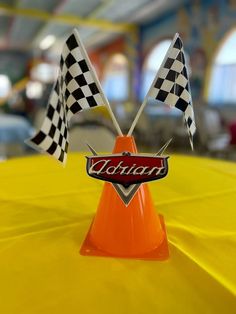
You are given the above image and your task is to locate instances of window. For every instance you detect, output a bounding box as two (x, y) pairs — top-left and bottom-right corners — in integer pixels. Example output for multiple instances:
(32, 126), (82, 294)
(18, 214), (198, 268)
(0, 75), (11, 98)
(208, 28), (236, 105)
(30, 62), (58, 83)
(102, 54), (129, 102)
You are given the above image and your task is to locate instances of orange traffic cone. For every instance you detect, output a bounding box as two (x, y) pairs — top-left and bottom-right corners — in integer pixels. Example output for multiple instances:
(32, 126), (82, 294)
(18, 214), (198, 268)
(80, 136), (169, 260)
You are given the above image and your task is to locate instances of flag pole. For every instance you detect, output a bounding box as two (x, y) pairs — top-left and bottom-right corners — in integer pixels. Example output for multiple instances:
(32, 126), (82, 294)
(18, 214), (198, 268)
(127, 33), (179, 137)
(155, 138), (172, 156)
(127, 97), (148, 136)
(73, 29), (123, 136)
(101, 97), (123, 136)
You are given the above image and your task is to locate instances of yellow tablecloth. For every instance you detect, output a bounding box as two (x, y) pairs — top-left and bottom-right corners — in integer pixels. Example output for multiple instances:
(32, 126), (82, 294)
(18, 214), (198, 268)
(0, 153), (236, 313)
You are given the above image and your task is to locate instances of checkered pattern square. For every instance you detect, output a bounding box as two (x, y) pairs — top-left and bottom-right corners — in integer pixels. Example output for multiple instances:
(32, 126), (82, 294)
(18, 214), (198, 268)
(27, 29), (105, 164)
(149, 34), (196, 147)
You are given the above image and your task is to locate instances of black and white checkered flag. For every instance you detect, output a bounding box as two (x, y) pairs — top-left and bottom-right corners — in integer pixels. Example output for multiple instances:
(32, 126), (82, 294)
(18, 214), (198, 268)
(27, 29), (121, 164)
(129, 33), (196, 148)
(149, 33), (196, 148)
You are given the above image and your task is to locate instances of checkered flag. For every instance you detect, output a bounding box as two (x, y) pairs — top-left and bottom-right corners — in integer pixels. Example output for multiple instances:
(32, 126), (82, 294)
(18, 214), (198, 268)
(27, 29), (117, 164)
(145, 33), (196, 148)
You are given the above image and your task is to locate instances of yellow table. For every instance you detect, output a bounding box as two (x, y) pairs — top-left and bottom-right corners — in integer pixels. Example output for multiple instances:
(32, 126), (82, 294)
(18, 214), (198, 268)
(0, 153), (236, 313)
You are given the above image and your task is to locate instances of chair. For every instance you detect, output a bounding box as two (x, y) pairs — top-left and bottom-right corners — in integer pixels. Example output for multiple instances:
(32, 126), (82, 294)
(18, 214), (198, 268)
(33, 108), (46, 129)
(196, 108), (230, 156)
(0, 114), (33, 159)
(0, 143), (24, 159)
(69, 123), (116, 153)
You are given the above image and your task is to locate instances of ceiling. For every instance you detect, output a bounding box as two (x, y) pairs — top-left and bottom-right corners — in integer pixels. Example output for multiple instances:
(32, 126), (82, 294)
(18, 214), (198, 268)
(0, 0), (186, 53)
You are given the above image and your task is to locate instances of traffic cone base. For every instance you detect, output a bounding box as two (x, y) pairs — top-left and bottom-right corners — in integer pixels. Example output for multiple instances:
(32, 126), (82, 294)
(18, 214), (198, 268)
(80, 215), (169, 260)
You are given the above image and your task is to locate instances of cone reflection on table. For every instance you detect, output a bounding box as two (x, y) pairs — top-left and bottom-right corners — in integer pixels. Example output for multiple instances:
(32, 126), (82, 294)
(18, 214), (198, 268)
(80, 136), (169, 260)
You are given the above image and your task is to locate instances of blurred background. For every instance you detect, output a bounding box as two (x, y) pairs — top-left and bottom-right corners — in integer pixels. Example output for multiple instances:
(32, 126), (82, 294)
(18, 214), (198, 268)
(0, 0), (236, 160)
